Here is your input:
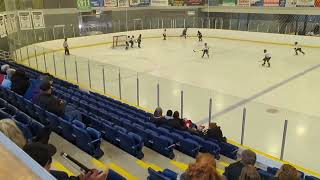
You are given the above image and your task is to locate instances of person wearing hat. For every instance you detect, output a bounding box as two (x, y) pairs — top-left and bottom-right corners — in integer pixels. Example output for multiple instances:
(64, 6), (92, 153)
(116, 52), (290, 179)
(23, 73), (54, 101)
(1, 68), (15, 89)
(0, 64), (10, 84)
(33, 81), (82, 121)
(11, 69), (30, 95)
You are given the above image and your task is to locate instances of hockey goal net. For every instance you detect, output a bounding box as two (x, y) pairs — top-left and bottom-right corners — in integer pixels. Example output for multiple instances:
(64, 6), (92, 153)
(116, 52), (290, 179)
(112, 35), (127, 48)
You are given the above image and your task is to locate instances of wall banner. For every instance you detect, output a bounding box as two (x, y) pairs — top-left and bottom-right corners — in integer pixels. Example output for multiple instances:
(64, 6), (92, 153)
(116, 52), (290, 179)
(18, 11), (33, 30)
(150, 0), (169, 6)
(118, 0), (129, 7)
(237, 0), (251, 6)
(264, 0), (279, 6)
(31, 11), (45, 29)
(223, 0), (236, 6)
(296, 0), (314, 6)
(104, 0), (118, 7)
(186, 0), (204, 5)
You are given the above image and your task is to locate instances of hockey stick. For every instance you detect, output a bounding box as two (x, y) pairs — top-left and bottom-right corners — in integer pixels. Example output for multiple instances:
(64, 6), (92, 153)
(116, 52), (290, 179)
(193, 49), (203, 52)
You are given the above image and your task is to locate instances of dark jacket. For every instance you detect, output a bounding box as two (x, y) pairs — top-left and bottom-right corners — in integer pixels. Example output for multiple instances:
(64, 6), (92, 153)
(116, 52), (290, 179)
(11, 71), (30, 95)
(205, 126), (226, 142)
(166, 118), (185, 130)
(34, 93), (65, 116)
(223, 161), (245, 180)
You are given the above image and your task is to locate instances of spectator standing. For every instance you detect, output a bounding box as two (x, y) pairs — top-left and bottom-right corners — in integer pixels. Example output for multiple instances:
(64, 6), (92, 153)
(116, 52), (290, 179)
(223, 149), (257, 180)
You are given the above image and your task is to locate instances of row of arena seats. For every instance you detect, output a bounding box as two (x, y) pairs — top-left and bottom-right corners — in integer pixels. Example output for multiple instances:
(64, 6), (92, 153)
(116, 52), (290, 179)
(0, 60), (239, 160)
(0, 89), (126, 179)
(1, 61), (319, 180)
(0, 88), (105, 159)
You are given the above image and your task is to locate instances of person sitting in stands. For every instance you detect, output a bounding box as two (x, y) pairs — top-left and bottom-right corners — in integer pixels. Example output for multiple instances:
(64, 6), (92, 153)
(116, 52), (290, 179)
(151, 107), (165, 126)
(0, 119), (27, 148)
(1, 68), (15, 89)
(179, 153), (222, 180)
(23, 142), (109, 180)
(239, 165), (261, 180)
(164, 110), (173, 120)
(0, 64), (10, 84)
(166, 111), (186, 130)
(24, 73), (53, 101)
(33, 81), (82, 121)
(275, 164), (300, 180)
(204, 122), (226, 142)
(11, 69), (30, 95)
(223, 149), (257, 180)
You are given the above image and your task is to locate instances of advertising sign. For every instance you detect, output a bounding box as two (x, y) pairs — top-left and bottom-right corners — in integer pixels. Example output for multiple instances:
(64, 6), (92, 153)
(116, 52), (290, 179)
(296, 0), (314, 6)
(237, 0), (250, 6)
(31, 11), (45, 29)
(77, 0), (91, 10)
(186, 0), (204, 5)
(151, 0), (169, 6)
(104, 0), (118, 7)
(223, 0), (236, 6)
(18, 11), (33, 30)
(91, 0), (104, 7)
(118, 0), (130, 6)
(264, 0), (279, 6)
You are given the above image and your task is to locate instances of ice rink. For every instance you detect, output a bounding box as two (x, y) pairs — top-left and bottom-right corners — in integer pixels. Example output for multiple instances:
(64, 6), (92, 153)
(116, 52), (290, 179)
(22, 32), (320, 173)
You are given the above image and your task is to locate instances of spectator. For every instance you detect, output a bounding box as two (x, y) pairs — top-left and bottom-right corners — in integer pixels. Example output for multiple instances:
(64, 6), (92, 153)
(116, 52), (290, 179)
(275, 164), (300, 180)
(24, 73), (53, 101)
(179, 153), (221, 180)
(1, 68), (15, 89)
(166, 111), (185, 130)
(151, 107), (165, 126)
(0, 64), (10, 83)
(33, 81), (82, 121)
(239, 165), (261, 180)
(23, 142), (107, 180)
(0, 119), (27, 148)
(223, 149), (257, 180)
(11, 69), (30, 95)
(164, 110), (173, 120)
(205, 123), (226, 142)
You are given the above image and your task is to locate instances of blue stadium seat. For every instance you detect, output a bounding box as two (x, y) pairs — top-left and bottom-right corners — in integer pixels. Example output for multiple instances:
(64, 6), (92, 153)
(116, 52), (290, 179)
(13, 111), (31, 125)
(267, 167), (278, 175)
(72, 120), (86, 129)
(178, 138), (201, 157)
(29, 120), (45, 137)
(15, 121), (33, 142)
(2, 104), (17, 116)
(118, 131), (144, 159)
(152, 135), (175, 159)
(0, 98), (7, 108)
(45, 112), (60, 132)
(305, 176), (320, 180)
(34, 104), (47, 124)
(147, 168), (171, 180)
(156, 127), (172, 138)
(60, 119), (75, 142)
(102, 123), (117, 143)
(218, 141), (239, 160)
(107, 169), (126, 180)
(0, 109), (11, 119)
(258, 169), (274, 179)
(162, 169), (178, 180)
(170, 132), (183, 144)
(72, 124), (104, 159)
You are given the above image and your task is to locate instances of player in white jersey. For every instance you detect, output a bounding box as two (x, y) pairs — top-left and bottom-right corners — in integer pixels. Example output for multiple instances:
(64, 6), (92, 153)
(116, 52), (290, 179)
(63, 38), (70, 55)
(202, 43), (209, 58)
(262, 49), (271, 67)
(163, 29), (167, 40)
(294, 42), (305, 55)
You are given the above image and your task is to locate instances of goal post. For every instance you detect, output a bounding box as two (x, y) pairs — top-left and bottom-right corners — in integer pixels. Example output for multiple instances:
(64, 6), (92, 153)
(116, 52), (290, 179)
(112, 35), (127, 48)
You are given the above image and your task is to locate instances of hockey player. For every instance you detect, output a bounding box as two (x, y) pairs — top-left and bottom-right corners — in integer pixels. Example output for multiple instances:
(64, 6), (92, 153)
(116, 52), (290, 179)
(163, 29), (167, 40)
(137, 34), (142, 48)
(197, 31), (203, 42)
(129, 35), (134, 48)
(262, 49), (271, 67)
(294, 42), (305, 55)
(202, 43), (209, 58)
(181, 28), (187, 39)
